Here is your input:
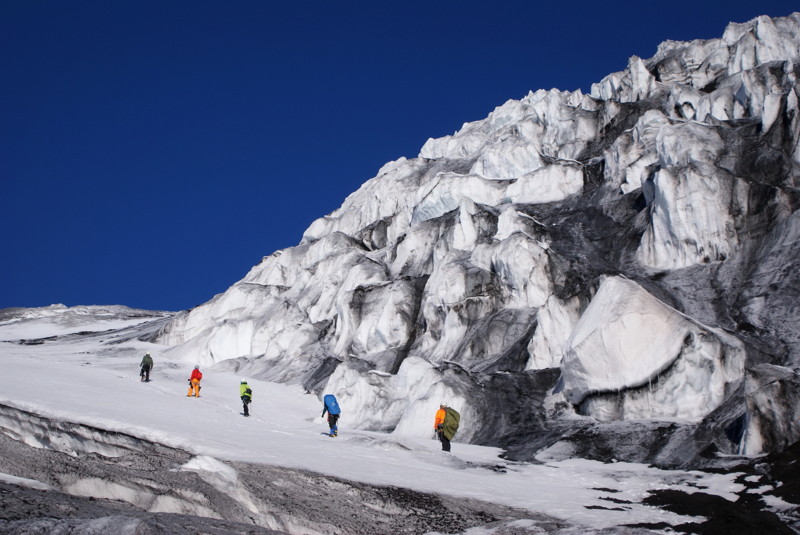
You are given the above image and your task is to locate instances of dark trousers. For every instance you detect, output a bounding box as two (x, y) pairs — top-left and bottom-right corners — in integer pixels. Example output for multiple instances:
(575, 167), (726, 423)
(140, 364), (151, 381)
(242, 397), (251, 416)
(438, 430), (451, 452)
(327, 413), (339, 434)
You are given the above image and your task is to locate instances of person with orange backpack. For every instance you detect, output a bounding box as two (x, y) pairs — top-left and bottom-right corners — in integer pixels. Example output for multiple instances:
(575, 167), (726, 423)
(187, 365), (202, 397)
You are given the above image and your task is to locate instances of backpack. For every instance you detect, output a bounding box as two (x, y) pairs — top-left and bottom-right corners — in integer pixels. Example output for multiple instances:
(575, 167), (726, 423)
(324, 394), (341, 415)
(441, 407), (461, 441)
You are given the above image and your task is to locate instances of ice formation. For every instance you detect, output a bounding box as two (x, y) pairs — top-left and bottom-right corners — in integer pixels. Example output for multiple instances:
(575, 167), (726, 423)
(157, 13), (800, 466)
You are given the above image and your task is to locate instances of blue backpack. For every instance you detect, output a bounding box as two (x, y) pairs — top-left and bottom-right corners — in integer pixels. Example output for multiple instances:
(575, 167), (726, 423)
(323, 394), (341, 415)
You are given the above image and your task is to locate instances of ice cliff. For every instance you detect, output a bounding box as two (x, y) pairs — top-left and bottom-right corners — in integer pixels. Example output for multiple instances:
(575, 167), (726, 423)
(157, 13), (800, 467)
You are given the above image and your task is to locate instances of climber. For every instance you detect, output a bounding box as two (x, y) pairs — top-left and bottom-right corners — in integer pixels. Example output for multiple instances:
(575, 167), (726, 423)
(434, 403), (460, 452)
(187, 365), (202, 397)
(139, 352), (154, 382)
(321, 394), (341, 436)
(240, 379), (253, 417)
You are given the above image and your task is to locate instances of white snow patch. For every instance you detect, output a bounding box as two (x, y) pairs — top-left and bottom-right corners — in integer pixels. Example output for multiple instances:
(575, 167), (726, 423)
(0, 472), (56, 491)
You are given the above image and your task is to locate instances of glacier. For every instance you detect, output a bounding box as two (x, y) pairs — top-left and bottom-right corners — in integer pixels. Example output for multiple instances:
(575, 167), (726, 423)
(7, 305), (798, 534)
(154, 13), (800, 468)
(3, 308), (762, 534)
(4, 11), (800, 535)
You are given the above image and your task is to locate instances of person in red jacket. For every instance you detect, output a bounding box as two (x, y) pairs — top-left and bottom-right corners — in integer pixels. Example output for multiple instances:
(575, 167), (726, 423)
(187, 365), (202, 397)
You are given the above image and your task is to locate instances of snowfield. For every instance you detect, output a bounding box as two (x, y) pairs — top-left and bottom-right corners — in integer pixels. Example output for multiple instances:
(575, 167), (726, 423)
(0, 308), (786, 534)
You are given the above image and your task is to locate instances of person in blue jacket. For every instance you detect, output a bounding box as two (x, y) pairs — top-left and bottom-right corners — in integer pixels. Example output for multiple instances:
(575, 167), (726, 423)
(321, 394), (341, 437)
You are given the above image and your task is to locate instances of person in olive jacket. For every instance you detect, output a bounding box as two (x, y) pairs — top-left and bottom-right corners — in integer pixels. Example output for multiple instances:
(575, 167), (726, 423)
(140, 352), (154, 382)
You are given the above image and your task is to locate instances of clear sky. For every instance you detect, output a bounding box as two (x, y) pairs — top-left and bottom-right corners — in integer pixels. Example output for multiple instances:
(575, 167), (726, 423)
(2, 1), (797, 312)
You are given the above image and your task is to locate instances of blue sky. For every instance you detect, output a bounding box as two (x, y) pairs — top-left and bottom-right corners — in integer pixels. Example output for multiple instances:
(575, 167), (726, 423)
(2, 1), (797, 311)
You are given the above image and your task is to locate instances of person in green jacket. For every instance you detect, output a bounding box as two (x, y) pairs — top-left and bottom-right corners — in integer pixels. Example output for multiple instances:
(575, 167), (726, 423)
(140, 352), (154, 382)
(240, 380), (253, 417)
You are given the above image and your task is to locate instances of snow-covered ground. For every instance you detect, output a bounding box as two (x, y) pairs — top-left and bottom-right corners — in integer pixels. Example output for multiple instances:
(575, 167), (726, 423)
(0, 310), (766, 533)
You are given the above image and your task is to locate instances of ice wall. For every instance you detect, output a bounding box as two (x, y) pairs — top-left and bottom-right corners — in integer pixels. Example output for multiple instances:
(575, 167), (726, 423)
(158, 13), (800, 464)
(562, 276), (744, 421)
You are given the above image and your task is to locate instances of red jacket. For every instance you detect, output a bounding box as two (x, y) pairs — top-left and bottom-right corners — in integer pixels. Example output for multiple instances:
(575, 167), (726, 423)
(190, 369), (203, 381)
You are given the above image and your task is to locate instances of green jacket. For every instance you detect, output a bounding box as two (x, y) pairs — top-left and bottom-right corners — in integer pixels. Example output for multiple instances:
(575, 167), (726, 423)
(240, 383), (252, 400)
(141, 354), (154, 368)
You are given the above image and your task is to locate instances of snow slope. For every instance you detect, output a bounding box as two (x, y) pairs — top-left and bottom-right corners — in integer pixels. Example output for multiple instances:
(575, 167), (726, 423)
(0, 309), (767, 533)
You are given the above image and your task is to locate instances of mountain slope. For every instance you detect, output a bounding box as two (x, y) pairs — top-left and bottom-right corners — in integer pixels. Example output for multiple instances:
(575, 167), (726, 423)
(1, 308), (761, 533)
(156, 13), (800, 467)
